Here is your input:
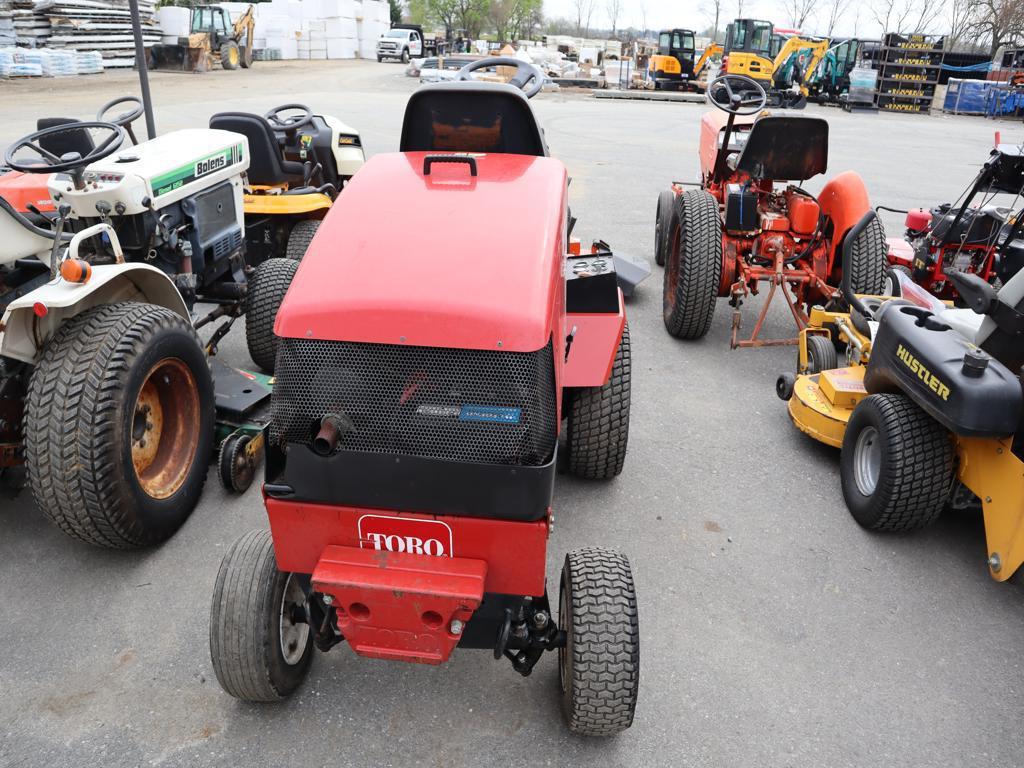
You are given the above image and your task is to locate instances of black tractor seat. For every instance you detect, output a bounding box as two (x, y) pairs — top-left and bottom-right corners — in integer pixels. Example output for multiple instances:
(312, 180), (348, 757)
(37, 117), (95, 159)
(736, 115), (828, 181)
(400, 81), (548, 157)
(209, 111), (309, 189)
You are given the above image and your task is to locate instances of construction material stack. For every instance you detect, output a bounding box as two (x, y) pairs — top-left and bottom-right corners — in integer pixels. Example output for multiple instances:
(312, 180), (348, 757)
(874, 33), (944, 114)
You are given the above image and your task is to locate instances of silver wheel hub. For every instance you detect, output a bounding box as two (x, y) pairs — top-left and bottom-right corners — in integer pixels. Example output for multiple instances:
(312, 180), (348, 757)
(854, 425), (882, 496)
(279, 573), (310, 666)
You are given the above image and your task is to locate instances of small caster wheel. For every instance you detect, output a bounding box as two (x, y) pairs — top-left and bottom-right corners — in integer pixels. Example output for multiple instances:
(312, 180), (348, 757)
(218, 432), (262, 493)
(776, 372), (795, 401)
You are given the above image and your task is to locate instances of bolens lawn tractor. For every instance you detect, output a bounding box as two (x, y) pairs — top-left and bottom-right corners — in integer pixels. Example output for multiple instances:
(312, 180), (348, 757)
(657, 74), (888, 349)
(209, 58), (641, 736)
(779, 211), (1024, 582)
(886, 137), (1024, 302)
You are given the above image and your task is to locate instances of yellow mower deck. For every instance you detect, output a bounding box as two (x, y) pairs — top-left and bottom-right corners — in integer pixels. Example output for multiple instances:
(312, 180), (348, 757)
(242, 191), (332, 216)
(789, 366), (868, 448)
(958, 437), (1024, 581)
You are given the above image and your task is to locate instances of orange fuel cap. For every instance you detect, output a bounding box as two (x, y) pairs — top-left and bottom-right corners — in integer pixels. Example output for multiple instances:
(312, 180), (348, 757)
(60, 258), (92, 284)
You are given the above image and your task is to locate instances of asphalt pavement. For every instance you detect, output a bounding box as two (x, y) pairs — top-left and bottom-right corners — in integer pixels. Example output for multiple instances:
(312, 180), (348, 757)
(1, 61), (1022, 767)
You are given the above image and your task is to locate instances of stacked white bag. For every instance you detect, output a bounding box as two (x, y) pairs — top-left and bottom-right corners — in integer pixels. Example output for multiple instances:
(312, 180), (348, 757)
(40, 48), (77, 76)
(357, 0), (389, 59)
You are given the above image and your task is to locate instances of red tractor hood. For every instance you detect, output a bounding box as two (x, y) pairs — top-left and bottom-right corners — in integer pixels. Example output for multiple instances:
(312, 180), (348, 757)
(275, 151), (568, 353)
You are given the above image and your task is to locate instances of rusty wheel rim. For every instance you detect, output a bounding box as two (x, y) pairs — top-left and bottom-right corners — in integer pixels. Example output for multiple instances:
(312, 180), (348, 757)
(663, 222), (681, 319)
(131, 358), (200, 500)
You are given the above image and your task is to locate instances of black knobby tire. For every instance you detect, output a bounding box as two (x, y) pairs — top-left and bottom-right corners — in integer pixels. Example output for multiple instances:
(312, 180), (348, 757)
(240, 39), (253, 68)
(221, 41), (240, 70)
(219, 433), (257, 494)
(663, 189), (722, 339)
(245, 257), (299, 373)
(377, 55), (383, 62)
(401, 48), (410, 64)
(285, 220), (320, 260)
(566, 324), (631, 480)
(847, 215), (888, 295)
(884, 264), (913, 296)
(654, 190), (676, 267)
(840, 394), (954, 532)
(805, 334), (838, 374)
(210, 529), (314, 701)
(559, 548), (640, 736)
(25, 302), (214, 548)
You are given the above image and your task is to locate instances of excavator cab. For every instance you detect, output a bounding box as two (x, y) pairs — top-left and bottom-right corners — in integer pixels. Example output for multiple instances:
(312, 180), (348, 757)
(649, 28), (698, 90)
(723, 18), (775, 85)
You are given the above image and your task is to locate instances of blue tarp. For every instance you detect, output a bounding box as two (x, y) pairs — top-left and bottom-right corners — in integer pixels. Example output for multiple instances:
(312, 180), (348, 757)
(941, 61), (992, 72)
(943, 78), (997, 114)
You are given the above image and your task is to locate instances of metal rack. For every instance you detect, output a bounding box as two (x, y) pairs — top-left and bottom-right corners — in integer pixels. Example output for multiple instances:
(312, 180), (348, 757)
(874, 33), (945, 114)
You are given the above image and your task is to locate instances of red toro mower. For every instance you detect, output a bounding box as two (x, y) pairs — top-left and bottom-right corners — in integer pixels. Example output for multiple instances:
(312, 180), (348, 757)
(886, 138), (1024, 301)
(655, 75), (887, 347)
(209, 58), (640, 736)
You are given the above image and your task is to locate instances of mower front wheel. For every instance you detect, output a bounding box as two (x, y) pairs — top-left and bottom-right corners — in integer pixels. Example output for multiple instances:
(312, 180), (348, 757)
(559, 548), (639, 736)
(663, 189), (722, 340)
(210, 529), (313, 701)
(654, 189), (676, 267)
(25, 302), (214, 548)
(840, 394), (954, 531)
(245, 257), (300, 372)
(804, 334), (838, 374)
(286, 220), (320, 260)
(566, 323), (631, 479)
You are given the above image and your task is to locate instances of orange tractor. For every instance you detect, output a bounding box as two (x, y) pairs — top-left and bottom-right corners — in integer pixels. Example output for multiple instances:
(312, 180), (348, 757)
(655, 75), (888, 347)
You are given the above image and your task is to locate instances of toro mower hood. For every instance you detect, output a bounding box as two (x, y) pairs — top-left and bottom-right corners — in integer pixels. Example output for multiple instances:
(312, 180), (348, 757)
(274, 151), (568, 353)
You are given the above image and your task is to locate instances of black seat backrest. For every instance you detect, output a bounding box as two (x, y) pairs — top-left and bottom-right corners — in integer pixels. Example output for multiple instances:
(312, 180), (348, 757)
(400, 82), (547, 157)
(736, 116), (829, 181)
(37, 117), (94, 159)
(209, 112), (305, 187)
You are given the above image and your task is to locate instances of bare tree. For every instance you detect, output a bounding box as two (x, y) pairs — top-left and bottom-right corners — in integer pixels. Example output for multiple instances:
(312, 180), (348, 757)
(824, 0), (852, 35)
(702, 0), (723, 42)
(639, 1), (648, 36)
(869, 0), (941, 36)
(606, 0), (622, 37)
(571, 0), (594, 36)
(964, 0), (1024, 56)
(781, 0), (815, 30)
(736, 0), (748, 19)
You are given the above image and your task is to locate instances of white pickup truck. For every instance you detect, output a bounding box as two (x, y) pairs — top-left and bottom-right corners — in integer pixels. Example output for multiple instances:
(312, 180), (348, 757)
(377, 24), (438, 63)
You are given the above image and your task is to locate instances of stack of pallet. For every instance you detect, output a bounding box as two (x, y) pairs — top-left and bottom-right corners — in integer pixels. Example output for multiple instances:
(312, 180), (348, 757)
(11, 0), (50, 47)
(34, 0), (159, 68)
(0, 1), (15, 47)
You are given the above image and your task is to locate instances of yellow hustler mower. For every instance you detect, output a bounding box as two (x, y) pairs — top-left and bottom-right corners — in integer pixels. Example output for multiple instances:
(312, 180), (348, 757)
(778, 211), (1024, 582)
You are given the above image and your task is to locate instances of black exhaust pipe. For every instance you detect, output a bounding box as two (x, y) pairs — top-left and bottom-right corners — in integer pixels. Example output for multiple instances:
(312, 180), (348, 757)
(313, 413), (352, 456)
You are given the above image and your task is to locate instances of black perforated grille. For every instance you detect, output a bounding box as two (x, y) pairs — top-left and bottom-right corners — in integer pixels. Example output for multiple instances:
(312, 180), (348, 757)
(271, 338), (557, 466)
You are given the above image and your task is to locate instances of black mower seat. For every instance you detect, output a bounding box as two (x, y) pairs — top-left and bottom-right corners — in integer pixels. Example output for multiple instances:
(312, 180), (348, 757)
(37, 117), (94, 159)
(399, 82), (548, 157)
(736, 115), (828, 181)
(209, 112), (306, 188)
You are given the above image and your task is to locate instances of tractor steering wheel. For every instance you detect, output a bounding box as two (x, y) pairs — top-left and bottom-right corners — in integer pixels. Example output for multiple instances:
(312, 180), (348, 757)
(707, 74), (768, 116)
(96, 96), (144, 145)
(264, 104), (315, 132)
(4, 121), (125, 175)
(456, 57), (545, 99)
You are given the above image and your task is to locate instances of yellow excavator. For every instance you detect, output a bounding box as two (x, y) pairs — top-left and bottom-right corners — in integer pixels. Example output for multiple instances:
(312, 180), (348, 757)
(717, 18), (829, 107)
(647, 28), (724, 92)
(150, 4), (256, 72)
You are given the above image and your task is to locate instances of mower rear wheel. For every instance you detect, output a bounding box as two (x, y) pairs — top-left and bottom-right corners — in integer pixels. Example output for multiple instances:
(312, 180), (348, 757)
(245, 257), (300, 373)
(804, 334), (838, 374)
(847, 215), (888, 295)
(219, 432), (258, 494)
(840, 394), (954, 532)
(221, 41), (240, 70)
(566, 323), (631, 480)
(286, 220), (320, 260)
(654, 190), (676, 267)
(25, 302), (214, 548)
(663, 189), (722, 340)
(559, 548), (639, 736)
(210, 529), (313, 701)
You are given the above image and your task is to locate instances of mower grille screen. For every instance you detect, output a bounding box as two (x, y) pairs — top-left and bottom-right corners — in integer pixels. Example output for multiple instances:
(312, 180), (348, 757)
(271, 338), (557, 466)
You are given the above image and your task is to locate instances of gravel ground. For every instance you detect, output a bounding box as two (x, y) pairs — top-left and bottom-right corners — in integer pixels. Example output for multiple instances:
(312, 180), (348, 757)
(1, 60), (1022, 768)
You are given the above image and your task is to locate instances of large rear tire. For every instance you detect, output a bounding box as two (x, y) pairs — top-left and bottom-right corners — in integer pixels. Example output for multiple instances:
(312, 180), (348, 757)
(221, 41), (240, 70)
(285, 220), (320, 260)
(654, 190), (676, 267)
(847, 215), (888, 295)
(210, 529), (313, 701)
(245, 257), (299, 373)
(559, 548), (639, 736)
(663, 189), (722, 340)
(25, 302), (214, 548)
(566, 324), (631, 480)
(840, 394), (954, 531)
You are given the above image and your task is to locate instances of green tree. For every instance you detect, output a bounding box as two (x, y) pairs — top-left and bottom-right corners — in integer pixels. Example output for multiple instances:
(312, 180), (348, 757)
(489, 0), (541, 41)
(427, 0), (460, 37)
(388, 0), (403, 24)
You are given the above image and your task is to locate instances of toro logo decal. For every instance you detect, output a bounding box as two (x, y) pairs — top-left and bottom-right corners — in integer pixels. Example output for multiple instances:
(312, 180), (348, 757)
(358, 514), (453, 557)
(896, 344), (951, 400)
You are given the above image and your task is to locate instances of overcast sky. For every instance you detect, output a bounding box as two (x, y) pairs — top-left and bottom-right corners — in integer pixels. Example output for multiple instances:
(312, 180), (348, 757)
(540, 0), (947, 39)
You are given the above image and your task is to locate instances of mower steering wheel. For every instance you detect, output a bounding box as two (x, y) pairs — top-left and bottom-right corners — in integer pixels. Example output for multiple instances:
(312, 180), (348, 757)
(708, 74), (768, 116)
(264, 104), (315, 132)
(96, 96), (144, 145)
(3, 121), (126, 174)
(456, 57), (545, 99)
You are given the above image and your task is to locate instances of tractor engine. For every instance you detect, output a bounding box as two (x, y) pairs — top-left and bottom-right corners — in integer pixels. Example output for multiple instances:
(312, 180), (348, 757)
(725, 184), (823, 272)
